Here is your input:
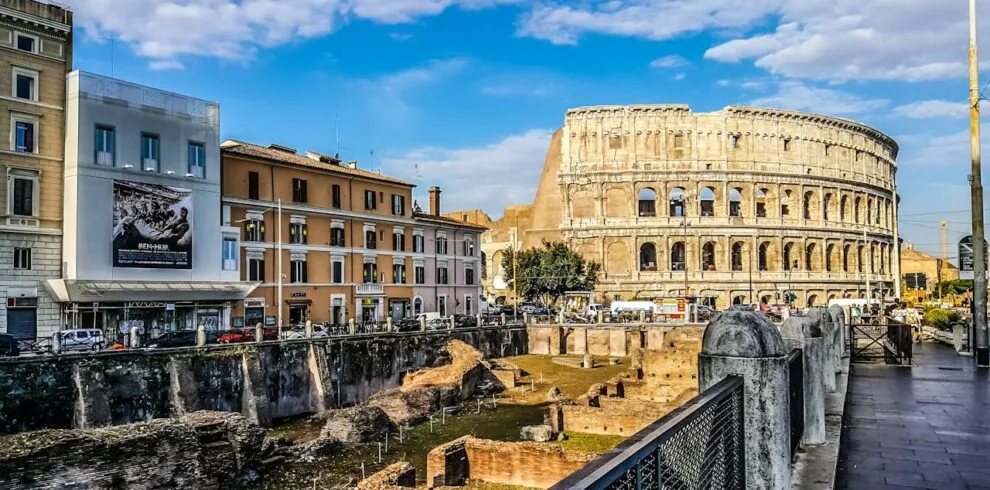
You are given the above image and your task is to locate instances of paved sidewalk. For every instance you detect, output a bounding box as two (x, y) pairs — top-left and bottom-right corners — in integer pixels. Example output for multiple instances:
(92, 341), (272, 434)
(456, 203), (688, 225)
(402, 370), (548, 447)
(836, 342), (990, 490)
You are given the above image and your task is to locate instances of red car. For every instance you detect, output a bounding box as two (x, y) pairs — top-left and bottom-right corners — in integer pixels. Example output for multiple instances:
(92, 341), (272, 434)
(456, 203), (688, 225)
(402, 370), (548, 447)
(217, 328), (279, 343)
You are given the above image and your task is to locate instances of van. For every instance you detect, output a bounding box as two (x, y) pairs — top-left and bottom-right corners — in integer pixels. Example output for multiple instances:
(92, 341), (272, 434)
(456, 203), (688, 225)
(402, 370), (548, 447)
(610, 301), (656, 315)
(56, 329), (104, 352)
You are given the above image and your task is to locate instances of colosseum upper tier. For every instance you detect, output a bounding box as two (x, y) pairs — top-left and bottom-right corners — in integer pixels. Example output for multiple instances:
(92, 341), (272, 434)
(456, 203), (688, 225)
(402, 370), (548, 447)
(454, 104), (900, 310)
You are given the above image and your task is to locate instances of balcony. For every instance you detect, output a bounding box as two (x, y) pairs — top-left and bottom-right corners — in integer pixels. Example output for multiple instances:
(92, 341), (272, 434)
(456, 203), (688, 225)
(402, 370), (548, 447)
(356, 283), (384, 295)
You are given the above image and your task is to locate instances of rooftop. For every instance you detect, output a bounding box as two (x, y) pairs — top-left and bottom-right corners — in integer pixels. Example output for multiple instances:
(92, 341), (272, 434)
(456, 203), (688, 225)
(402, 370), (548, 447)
(413, 212), (489, 231)
(221, 139), (414, 187)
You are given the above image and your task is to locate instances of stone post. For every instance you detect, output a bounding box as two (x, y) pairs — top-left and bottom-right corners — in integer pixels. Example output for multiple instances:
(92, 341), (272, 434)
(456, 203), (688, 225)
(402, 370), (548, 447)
(699, 307), (791, 489)
(827, 304), (847, 365)
(808, 308), (836, 392)
(305, 320), (313, 338)
(255, 323), (264, 343)
(387, 317), (394, 332)
(476, 313), (482, 328)
(597, 311), (604, 324)
(196, 324), (206, 347)
(953, 322), (965, 352)
(420, 316), (427, 331)
(129, 327), (141, 349)
(523, 312), (530, 325)
(349, 318), (356, 335)
(500, 313), (507, 325)
(558, 310), (565, 324)
(780, 315), (826, 445)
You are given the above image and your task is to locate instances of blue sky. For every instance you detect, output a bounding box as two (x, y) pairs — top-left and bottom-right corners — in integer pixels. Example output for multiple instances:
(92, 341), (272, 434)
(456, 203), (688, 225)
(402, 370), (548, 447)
(66, 0), (990, 262)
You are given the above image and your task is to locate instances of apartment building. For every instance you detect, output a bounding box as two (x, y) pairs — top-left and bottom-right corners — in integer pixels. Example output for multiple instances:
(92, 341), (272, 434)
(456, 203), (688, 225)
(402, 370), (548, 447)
(0, 0), (72, 340)
(221, 141), (419, 326)
(47, 71), (254, 340)
(412, 187), (487, 316)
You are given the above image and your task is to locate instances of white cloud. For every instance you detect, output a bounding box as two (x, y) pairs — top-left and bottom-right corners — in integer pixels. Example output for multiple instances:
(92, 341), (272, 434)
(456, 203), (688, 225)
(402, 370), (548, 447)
(358, 58), (468, 119)
(382, 129), (554, 214)
(894, 125), (990, 166)
(649, 54), (688, 69)
(148, 59), (184, 71)
(674, 73), (686, 81)
(68, 0), (514, 68)
(748, 81), (889, 116)
(892, 100), (969, 120)
(389, 32), (413, 41)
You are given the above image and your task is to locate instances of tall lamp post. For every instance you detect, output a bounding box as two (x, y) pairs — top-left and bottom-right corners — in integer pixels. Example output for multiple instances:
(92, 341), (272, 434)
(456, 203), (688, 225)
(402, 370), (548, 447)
(969, 0), (989, 366)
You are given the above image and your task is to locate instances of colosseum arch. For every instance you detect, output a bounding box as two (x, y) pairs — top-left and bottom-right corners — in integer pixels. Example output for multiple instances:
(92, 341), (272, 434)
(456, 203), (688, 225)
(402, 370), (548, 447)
(807, 294), (819, 308)
(803, 190), (817, 220)
(491, 250), (505, 277)
(639, 242), (658, 271)
(806, 242), (820, 271)
(758, 241), (772, 271)
(729, 188), (743, 217)
(670, 241), (686, 270)
(842, 244), (851, 272)
(854, 196), (862, 223)
(783, 242), (798, 271)
(826, 243), (838, 272)
(823, 193), (833, 221)
(756, 188), (768, 217)
(669, 187), (687, 217)
(857, 245), (865, 273)
(605, 186), (630, 217)
(700, 187), (716, 217)
(701, 241), (717, 271)
(839, 195), (848, 221)
(781, 190), (793, 217)
(571, 185), (596, 219)
(637, 187), (658, 217)
(606, 241), (630, 275)
(731, 241), (744, 271)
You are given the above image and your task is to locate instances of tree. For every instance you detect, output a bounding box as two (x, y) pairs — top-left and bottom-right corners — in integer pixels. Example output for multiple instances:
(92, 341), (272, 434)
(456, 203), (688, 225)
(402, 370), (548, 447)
(501, 241), (601, 306)
(935, 279), (973, 297)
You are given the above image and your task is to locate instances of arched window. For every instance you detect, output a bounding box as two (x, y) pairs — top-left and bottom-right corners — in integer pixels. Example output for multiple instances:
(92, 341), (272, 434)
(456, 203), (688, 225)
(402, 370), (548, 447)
(870, 244), (877, 274)
(669, 187), (686, 217)
(866, 198), (873, 224)
(756, 188), (768, 217)
(806, 243), (816, 271)
(854, 197), (861, 224)
(840, 196), (847, 221)
(670, 242), (686, 271)
(843, 245), (850, 272)
(781, 190), (791, 217)
(823, 193), (832, 221)
(760, 295), (772, 305)
(639, 242), (657, 271)
(702, 241), (716, 271)
(783, 242), (795, 271)
(700, 187), (716, 216)
(803, 191), (815, 220)
(729, 188), (743, 217)
(826, 244), (835, 272)
(857, 245), (864, 273)
(414, 297), (423, 315)
(733, 295), (745, 306)
(758, 242), (769, 271)
(638, 188), (657, 217)
(731, 242), (744, 271)
(807, 294), (818, 308)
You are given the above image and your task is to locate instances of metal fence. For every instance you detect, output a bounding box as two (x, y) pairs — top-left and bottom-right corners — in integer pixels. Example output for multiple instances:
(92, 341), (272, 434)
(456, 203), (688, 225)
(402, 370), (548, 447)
(787, 348), (804, 460)
(551, 376), (745, 490)
(848, 317), (913, 365)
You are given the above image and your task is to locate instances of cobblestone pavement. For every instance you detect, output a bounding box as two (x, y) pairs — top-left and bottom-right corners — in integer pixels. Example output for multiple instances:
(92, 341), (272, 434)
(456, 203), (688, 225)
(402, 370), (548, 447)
(836, 341), (990, 490)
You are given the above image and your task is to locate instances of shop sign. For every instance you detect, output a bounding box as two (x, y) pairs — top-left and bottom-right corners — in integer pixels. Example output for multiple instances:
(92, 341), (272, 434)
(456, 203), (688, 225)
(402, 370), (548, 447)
(291, 292), (307, 298)
(166, 303), (175, 311)
(264, 316), (277, 326)
(361, 298), (380, 306)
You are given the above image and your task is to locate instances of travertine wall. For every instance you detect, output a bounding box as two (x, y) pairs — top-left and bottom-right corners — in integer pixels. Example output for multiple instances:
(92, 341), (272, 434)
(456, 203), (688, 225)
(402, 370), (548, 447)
(426, 436), (596, 489)
(465, 105), (901, 309)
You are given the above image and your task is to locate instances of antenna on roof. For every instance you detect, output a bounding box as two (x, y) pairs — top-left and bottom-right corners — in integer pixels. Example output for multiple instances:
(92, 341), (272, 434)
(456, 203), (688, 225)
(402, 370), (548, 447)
(99, 35), (118, 78)
(335, 106), (340, 156)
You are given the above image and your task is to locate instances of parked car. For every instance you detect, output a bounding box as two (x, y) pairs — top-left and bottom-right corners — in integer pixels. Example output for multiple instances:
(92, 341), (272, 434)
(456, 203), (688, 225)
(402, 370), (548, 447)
(147, 330), (220, 348)
(453, 315), (478, 328)
(519, 303), (552, 315)
(695, 305), (717, 321)
(57, 329), (104, 352)
(395, 318), (421, 332)
(0, 334), (20, 357)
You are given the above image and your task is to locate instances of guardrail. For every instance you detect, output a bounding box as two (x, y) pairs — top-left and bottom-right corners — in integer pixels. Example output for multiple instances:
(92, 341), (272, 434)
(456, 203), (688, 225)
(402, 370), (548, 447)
(551, 376), (745, 490)
(787, 348), (805, 460)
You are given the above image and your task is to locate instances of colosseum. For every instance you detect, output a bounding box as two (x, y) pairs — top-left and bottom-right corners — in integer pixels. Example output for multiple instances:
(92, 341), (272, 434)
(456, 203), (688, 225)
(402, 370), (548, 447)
(448, 105), (900, 310)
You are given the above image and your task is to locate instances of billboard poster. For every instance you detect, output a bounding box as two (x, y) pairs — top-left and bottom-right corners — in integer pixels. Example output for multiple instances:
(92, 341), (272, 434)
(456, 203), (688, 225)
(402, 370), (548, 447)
(112, 180), (193, 269)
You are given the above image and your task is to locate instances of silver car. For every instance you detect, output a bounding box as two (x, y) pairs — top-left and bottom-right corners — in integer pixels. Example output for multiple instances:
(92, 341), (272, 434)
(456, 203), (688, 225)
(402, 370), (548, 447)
(57, 329), (104, 352)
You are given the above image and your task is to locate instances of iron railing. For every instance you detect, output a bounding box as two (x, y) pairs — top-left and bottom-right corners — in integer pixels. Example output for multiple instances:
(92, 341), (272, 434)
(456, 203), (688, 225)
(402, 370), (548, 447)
(787, 348), (804, 460)
(552, 376), (745, 490)
(848, 317), (913, 365)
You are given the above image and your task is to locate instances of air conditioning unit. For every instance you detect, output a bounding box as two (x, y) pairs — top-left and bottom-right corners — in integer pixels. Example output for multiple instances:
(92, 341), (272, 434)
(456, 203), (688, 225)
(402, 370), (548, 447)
(96, 151), (113, 166)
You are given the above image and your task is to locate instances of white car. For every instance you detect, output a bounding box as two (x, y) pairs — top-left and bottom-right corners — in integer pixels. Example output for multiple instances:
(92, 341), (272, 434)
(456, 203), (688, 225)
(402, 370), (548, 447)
(57, 329), (104, 352)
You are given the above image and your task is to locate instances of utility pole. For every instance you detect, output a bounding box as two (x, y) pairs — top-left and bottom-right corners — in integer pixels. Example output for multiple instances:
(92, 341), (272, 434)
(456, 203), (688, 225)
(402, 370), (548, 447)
(277, 198), (283, 329)
(970, 0), (989, 366)
(512, 218), (519, 321)
(864, 228), (871, 304)
(940, 220), (947, 305)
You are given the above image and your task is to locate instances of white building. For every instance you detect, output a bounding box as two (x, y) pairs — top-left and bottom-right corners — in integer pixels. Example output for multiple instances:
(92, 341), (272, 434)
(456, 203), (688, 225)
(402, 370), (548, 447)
(45, 71), (256, 341)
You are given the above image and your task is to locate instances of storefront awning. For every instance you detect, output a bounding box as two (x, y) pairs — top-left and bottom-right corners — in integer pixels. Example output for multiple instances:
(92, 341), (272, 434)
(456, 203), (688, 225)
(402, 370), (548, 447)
(44, 279), (261, 303)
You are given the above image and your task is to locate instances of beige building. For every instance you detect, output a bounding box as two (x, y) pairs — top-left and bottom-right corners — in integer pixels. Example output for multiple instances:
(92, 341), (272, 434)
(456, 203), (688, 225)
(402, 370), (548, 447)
(0, 0), (72, 340)
(457, 105), (901, 309)
(900, 242), (958, 303)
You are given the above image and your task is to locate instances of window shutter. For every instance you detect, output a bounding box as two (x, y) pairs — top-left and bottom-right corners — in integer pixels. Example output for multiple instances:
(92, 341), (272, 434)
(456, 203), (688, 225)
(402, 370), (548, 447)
(303, 262), (308, 283)
(302, 225), (308, 244)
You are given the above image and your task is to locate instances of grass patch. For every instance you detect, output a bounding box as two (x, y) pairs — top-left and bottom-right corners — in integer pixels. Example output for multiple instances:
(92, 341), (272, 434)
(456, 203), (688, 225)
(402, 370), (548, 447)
(500, 355), (629, 405)
(555, 432), (626, 454)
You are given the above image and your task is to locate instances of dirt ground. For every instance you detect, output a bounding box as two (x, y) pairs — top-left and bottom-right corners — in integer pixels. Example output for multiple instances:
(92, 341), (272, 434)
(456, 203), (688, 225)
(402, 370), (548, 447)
(499, 355), (630, 405)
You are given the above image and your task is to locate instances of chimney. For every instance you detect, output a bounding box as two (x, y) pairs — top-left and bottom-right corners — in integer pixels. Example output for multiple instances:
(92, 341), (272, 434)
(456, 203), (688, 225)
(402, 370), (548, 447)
(429, 186), (441, 216)
(347, 161), (357, 169)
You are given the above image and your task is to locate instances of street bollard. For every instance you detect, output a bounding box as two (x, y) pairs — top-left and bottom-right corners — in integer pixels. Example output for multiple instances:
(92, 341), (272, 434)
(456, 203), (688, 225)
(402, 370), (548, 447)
(827, 304), (846, 368)
(130, 327), (141, 349)
(500, 313), (506, 325)
(387, 317), (393, 332)
(255, 323), (263, 343)
(305, 320), (313, 338)
(476, 313), (482, 328)
(809, 308), (837, 393)
(348, 318), (356, 335)
(420, 316), (427, 331)
(523, 312), (529, 325)
(781, 314), (826, 445)
(699, 306), (791, 489)
(196, 324), (206, 347)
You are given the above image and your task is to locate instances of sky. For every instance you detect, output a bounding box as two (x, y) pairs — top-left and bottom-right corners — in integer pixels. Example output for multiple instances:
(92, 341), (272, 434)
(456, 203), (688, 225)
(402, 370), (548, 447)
(63, 0), (990, 263)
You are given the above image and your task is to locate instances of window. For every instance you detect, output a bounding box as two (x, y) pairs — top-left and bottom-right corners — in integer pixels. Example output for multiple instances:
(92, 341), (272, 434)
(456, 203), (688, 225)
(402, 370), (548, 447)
(95, 125), (115, 165)
(824, 144), (831, 157)
(731, 242), (743, 271)
(729, 134), (740, 149)
(13, 116), (36, 153)
(640, 243), (657, 271)
(756, 189), (767, 218)
(729, 188), (742, 217)
(392, 194), (405, 215)
(467, 240), (475, 257)
(438, 296), (447, 317)
(702, 242), (716, 271)
(365, 229), (377, 249)
(292, 178), (307, 203)
(332, 259), (344, 284)
(290, 259), (308, 283)
(13, 248), (30, 270)
(700, 187), (715, 216)
(414, 297), (423, 315)
(141, 133), (160, 172)
(332, 185), (341, 208)
(803, 191), (814, 220)
(289, 222), (307, 244)
(248, 258), (265, 281)
(15, 34), (36, 53)
(465, 296), (473, 316)
(413, 234), (424, 253)
(673, 134), (684, 148)
(13, 67), (36, 101)
(331, 226), (345, 247)
(10, 172), (36, 216)
(670, 242), (685, 271)
(781, 190), (791, 217)
(393, 231), (405, 251)
(188, 142), (206, 178)
(222, 238), (237, 271)
(363, 262), (377, 283)
(243, 220), (265, 242)
(248, 172), (259, 200)
(466, 267), (475, 285)
(783, 139), (791, 152)
(364, 190), (376, 210)
(669, 188), (686, 217)
(758, 243), (769, 271)
(437, 266), (449, 284)
(415, 265), (425, 284)
(437, 237), (449, 255)
(393, 264), (406, 284)
(638, 188), (657, 217)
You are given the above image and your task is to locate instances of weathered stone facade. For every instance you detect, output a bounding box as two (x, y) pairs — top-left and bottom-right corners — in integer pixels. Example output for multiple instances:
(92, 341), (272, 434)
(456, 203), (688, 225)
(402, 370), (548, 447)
(456, 105), (900, 309)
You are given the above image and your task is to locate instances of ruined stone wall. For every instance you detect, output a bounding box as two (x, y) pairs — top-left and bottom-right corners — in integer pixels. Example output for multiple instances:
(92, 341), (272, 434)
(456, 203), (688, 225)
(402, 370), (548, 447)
(530, 325), (704, 357)
(0, 327), (528, 436)
(559, 398), (671, 437)
(426, 436), (595, 489)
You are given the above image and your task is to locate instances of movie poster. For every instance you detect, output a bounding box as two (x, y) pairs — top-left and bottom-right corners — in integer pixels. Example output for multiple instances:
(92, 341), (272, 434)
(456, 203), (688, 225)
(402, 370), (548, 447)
(112, 180), (193, 269)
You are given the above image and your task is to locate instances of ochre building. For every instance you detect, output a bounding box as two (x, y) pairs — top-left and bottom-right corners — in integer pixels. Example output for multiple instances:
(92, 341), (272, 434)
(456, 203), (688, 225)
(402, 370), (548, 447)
(456, 105), (901, 309)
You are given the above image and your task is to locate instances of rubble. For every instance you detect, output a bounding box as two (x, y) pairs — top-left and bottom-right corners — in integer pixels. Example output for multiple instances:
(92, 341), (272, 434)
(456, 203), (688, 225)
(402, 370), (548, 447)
(520, 424), (554, 442)
(320, 406), (397, 443)
(357, 461), (416, 490)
